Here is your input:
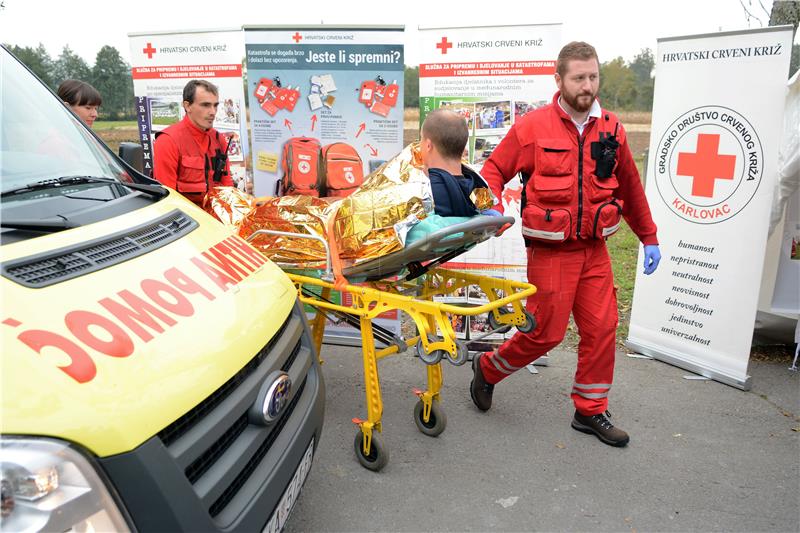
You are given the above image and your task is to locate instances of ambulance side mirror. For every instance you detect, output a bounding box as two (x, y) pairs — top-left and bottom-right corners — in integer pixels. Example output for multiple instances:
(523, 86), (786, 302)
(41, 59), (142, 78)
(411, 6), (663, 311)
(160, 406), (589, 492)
(118, 142), (144, 173)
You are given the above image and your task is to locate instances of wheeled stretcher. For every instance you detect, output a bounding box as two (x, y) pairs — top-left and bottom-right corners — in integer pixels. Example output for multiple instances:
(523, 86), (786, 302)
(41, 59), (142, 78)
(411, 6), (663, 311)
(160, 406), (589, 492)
(247, 215), (536, 471)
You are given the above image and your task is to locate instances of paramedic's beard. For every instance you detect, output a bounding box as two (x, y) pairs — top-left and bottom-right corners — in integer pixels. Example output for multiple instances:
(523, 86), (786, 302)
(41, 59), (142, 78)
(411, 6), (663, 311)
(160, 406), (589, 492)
(563, 91), (595, 113)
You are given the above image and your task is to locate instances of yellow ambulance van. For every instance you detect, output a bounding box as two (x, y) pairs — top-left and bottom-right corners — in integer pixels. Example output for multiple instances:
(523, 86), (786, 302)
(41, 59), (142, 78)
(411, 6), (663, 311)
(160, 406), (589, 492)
(0, 45), (324, 532)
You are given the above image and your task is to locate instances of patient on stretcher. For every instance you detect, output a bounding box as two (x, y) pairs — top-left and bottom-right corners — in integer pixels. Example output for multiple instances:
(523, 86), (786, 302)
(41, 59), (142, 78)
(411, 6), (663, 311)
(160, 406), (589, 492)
(204, 112), (502, 272)
(419, 109), (498, 218)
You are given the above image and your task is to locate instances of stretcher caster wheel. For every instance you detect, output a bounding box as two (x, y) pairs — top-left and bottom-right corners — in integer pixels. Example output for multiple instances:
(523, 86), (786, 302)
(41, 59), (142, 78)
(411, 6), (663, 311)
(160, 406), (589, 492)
(413, 399), (447, 437)
(487, 308), (512, 334)
(354, 429), (389, 471)
(447, 341), (469, 366)
(416, 335), (445, 365)
(517, 311), (537, 333)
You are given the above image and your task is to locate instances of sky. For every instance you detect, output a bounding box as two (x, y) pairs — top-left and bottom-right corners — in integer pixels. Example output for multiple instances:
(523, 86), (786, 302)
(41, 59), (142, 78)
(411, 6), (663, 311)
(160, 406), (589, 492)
(1, 0), (795, 67)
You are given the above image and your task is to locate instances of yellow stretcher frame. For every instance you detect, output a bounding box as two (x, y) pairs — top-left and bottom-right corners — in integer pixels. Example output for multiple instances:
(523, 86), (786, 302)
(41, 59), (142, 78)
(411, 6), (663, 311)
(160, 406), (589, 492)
(287, 268), (536, 471)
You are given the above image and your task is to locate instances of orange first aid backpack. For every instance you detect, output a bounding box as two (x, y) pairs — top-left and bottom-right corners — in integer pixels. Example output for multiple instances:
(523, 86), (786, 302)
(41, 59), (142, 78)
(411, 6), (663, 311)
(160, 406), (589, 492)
(281, 137), (322, 196)
(321, 143), (363, 198)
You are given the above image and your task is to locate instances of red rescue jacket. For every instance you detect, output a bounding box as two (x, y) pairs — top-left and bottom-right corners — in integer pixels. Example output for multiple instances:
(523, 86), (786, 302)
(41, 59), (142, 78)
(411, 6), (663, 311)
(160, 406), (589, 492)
(482, 92), (658, 249)
(153, 116), (232, 205)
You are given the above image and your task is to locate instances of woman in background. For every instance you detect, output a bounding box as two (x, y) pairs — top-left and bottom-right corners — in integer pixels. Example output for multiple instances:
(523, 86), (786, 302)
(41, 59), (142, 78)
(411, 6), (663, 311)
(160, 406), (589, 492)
(57, 79), (102, 127)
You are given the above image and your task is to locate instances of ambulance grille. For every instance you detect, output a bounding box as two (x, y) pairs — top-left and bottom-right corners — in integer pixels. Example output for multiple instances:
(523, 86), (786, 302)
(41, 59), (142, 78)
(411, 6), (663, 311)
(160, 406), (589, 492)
(157, 315), (292, 447)
(1, 210), (197, 288)
(208, 380), (306, 518)
(155, 303), (315, 524)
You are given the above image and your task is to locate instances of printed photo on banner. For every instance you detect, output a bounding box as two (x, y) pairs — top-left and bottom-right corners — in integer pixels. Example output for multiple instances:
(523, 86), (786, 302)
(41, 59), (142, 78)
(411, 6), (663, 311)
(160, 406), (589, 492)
(514, 100), (548, 121)
(473, 101), (511, 131)
(473, 135), (503, 166)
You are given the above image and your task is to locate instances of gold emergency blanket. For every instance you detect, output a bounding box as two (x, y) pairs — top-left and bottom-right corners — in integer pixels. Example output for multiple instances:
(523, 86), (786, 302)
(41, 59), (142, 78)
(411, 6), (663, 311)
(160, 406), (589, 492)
(240, 195), (338, 268)
(206, 143), (435, 270)
(203, 187), (255, 228)
(331, 143), (433, 264)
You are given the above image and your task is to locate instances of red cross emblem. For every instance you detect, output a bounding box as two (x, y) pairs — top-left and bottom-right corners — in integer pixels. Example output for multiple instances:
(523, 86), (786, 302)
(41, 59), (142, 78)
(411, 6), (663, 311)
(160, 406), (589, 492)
(292, 32), (302, 43)
(676, 133), (736, 198)
(436, 37), (452, 55)
(142, 42), (156, 59)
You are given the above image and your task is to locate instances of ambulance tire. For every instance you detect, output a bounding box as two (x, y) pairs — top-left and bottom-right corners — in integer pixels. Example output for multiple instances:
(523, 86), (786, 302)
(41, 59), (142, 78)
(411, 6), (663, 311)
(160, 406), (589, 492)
(353, 429), (389, 472)
(487, 308), (512, 334)
(413, 399), (447, 437)
(517, 311), (537, 333)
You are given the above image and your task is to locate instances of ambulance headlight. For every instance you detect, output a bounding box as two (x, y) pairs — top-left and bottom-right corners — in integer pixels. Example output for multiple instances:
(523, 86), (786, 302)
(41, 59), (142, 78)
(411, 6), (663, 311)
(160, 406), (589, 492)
(0, 437), (130, 532)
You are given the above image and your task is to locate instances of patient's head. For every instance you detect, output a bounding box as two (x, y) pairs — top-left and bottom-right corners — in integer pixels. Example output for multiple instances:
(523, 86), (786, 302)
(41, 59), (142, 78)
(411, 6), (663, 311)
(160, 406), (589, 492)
(420, 110), (469, 171)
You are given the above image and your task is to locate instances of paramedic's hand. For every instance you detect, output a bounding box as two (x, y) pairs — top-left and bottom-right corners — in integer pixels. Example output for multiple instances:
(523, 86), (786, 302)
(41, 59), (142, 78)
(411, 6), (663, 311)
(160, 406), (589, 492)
(643, 245), (661, 275)
(481, 209), (502, 217)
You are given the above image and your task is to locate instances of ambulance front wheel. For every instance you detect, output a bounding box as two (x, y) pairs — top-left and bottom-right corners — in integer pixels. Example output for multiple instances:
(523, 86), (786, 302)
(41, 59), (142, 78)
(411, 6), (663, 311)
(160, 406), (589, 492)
(353, 430), (389, 472)
(413, 399), (447, 437)
(517, 311), (537, 333)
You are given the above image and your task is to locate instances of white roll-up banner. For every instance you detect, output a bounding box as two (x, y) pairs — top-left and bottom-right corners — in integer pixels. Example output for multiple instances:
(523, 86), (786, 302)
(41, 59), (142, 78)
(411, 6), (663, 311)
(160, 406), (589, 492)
(417, 24), (561, 345)
(128, 29), (251, 191)
(626, 26), (794, 390)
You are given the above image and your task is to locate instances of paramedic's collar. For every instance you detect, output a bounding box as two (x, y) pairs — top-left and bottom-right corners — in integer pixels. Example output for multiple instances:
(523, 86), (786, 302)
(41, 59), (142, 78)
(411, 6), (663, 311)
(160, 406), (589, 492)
(558, 97), (601, 135)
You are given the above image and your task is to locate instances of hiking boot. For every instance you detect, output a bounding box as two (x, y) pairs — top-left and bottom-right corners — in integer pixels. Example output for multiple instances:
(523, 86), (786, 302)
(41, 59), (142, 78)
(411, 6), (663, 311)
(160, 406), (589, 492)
(470, 352), (494, 411)
(571, 410), (630, 447)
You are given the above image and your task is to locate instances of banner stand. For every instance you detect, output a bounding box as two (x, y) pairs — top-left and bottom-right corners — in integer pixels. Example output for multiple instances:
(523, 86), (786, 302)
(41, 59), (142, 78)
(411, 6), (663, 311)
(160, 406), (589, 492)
(626, 26), (793, 390)
(625, 339), (752, 390)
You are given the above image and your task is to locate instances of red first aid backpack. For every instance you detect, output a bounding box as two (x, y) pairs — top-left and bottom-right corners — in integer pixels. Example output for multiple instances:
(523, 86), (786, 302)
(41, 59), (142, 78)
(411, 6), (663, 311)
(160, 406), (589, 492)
(281, 137), (322, 196)
(321, 143), (364, 198)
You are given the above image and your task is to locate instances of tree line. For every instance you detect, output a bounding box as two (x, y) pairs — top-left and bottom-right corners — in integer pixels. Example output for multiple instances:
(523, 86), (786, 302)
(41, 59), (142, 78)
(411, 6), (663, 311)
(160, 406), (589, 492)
(7, 26), (797, 120)
(4, 43), (135, 120)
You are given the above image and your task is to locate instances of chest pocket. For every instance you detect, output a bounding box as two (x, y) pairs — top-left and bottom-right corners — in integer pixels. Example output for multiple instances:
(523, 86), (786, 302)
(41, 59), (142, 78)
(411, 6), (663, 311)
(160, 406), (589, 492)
(178, 155), (208, 193)
(532, 138), (574, 203)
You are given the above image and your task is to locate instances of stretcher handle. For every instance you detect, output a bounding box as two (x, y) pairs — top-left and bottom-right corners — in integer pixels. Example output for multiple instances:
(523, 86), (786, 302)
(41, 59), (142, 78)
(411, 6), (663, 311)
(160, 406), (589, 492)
(409, 215), (515, 253)
(246, 229), (334, 282)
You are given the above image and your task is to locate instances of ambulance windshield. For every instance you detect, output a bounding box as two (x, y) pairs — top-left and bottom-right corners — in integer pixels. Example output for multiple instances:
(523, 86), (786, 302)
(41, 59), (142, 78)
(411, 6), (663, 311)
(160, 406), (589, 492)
(0, 47), (136, 196)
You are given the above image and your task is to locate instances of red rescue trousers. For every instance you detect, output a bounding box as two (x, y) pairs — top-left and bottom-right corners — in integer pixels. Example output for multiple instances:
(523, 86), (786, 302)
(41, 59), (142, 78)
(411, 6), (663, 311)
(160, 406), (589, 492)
(481, 239), (618, 415)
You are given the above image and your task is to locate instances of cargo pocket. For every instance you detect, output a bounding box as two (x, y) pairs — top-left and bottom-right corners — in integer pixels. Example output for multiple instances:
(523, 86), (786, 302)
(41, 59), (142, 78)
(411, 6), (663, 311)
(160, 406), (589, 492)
(588, 198), (624, 239)
(521, 204), (572, 243)
(535, 139), (573, 175)
(587, 172), (619, 202)
(178, 155), (208, 194)
(533, 139), (574, 203)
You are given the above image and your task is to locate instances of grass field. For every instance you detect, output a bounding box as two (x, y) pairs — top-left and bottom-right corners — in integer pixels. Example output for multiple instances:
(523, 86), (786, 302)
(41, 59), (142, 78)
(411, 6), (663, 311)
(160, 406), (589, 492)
(93, 120), (137, 131)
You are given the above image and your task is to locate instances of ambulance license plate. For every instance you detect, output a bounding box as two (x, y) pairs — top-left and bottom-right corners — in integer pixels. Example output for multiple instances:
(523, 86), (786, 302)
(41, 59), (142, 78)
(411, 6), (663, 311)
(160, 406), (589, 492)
(262, 439), (314, 533)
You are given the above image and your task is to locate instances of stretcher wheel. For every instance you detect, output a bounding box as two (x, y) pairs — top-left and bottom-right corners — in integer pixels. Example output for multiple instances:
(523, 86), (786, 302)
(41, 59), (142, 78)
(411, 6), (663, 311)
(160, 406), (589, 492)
(517, 311), (537, 333)
(415, 335), (445, 365)
(353, 429), (389, 471)
(447, 341), (469, 366)
(413, 399), (447, 437)
(487, 308), (513, 334)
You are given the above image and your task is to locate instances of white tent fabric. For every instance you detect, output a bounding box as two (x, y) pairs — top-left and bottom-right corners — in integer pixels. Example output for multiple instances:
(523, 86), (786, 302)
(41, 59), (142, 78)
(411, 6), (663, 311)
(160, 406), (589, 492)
(769, 69), (800, 235)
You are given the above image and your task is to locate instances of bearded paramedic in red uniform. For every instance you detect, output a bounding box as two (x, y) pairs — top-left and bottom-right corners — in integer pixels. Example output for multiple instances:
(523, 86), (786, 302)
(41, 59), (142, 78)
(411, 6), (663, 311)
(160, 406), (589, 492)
(470, 41), (661, 447)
